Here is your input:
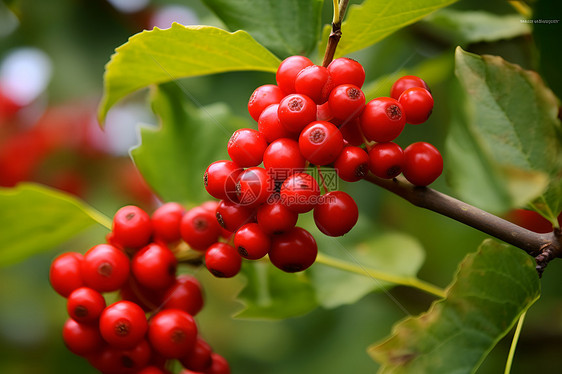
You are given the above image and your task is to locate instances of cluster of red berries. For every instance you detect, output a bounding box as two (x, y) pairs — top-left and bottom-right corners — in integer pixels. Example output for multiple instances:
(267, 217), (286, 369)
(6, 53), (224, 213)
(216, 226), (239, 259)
(49, 204), (230, 374)
(202, 56), (443, 275)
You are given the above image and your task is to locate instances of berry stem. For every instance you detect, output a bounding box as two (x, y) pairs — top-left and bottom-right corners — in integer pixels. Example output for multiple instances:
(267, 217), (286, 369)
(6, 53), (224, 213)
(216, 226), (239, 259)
(363, 173), (562, 275)
(322, 0), (350, 67)
(315, 252), (445, 298)
(317, 165), (330, 195)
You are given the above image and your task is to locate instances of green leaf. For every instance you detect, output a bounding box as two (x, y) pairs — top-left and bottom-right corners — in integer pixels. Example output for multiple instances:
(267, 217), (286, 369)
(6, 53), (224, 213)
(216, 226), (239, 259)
(131, 83), (246, 205)
(327, 0), (458, 58)
(0, 183), (110, 267)
(310, 232), (425, 309)
(446, 47), (562, 219)
(369, 240), (540, 374)
(235, 261), (318, 320)
(422, 9), (531, 44)
(99, 24), (280, 122)
(201, 0), (324, 59)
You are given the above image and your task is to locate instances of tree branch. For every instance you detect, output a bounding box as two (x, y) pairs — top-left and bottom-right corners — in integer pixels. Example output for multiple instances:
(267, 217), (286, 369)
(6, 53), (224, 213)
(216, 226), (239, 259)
(322, 0), (350, 67)
(363, 173), (562, 275)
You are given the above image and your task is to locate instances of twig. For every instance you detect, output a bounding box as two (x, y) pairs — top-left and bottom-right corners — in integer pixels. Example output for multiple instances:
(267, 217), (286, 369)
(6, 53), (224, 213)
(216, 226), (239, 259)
(363, 173), (562, 275)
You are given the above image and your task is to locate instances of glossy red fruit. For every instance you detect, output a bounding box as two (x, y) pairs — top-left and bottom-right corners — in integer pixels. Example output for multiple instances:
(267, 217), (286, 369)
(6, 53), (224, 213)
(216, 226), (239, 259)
(256, 201), (298, 235)
(398, 87), (434, 125)
(180, 207), (222, 251)
(49, 252), (84, 297)
(204, 160), (242, 201)
(368, 142), (405, 179)
(137, 366), (172, 374)
(179, 336), (213, 372)
(206, 353), (231, 374)
(360, 97), (406, 142)
(263, 138), (306, 179)
(67, 287), (106, 324)
(294, 65), (334, 104)
(328, 84), (366, 121)
(327, 57), (366, 88)
(205, 243), (242, 278)
(280, 172), (321, 213)
(334, 146), (369, 182)
(247, 84), (285, 121)
(99, 300), (148, 349)
(277, 93), (317, 133)
(152, 202), (185, 243)
(227, 128), (268, 167)
(269, 227), (318, 272)
(236, 167), (271, 208)
(161, 274), (204, 316)
(336, 117), (364, 146)
(299, 121), (344, 165)
(215, 200), (256, 233)
(258, 104), (297, 144)
(276, 55), (314, 94)
(62, 318), (104, 356)
(81, 244), (130, 292)
(119, 277), (161, 312)
(234, 223), (271, 260)
(89, 339), (151, 374)
(313, 191), (358, 236)
(403, 142), (443, 186)
(148, 309), (198, 358)
(112, 205), (153, 249)
(132, 243), (177, 290)
(390, 75), (430, 100)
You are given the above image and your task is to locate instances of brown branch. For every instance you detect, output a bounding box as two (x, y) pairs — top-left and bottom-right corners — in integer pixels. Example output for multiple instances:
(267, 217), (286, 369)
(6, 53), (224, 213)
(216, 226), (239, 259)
(363, 173), (562, 276)
(322, 0), (350, 68)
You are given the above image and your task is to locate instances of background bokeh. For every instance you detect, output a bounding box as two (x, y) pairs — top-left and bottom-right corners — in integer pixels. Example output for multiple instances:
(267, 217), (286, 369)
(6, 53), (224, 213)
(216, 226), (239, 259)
(0, 0), (561, 373)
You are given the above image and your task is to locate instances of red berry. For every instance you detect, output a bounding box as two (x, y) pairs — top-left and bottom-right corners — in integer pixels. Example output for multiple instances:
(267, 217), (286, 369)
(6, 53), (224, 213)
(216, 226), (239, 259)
(269, 227), (317, 272)
(204, 160), (242, 201)
(280, 172), (321, 213)
(327, 57), (366, 88)
(328, 84), (366, 121)
(119, 277), (161, 312)
(316, 102), (333, 121)
(234, 223), (271, 260)
(294, 65), (334, 104)
(334, 146), (369, 182)
(161, 274), (204, 316)
(236, 167), (272, 208)
(248, 84), (284, 121)
(256, 201), (298, 235)
(89, 339), (151, 374)
(215, 199), (256, 233)
(398, 87), (434, 125)
(299, 121), (344, 165)
(368, 142), (405, 179)
(132, 243), (177, 290)
(67, 287), (106, 324)
(152, 202), (185, 243)
(206, 353), (231, 374)
(263, 138), (306, 179)
(62, 318), (104, 356)
(360, 97), (406, 142)
(258, 103), (297, 143)
(180, 336), (213, 372)
(205, 242), (242, 278)
(81, 244), (130, 293)
(277, 93), (317, 133)
(276, 55), (314, 94)
(337, 117), (364, 146)
(313, 191), (358, 236)
(403, 142), (443, 186)
(148, 309), (198, 358)
(138, 366), (172, 374)
(180, 207), (222, 251)
(112, 205), (152, 249)
(390, 75), (429, 100)
(99, 300), (148, 349)
(227, 128), (268, 167)
(49, 252), (84, 297)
